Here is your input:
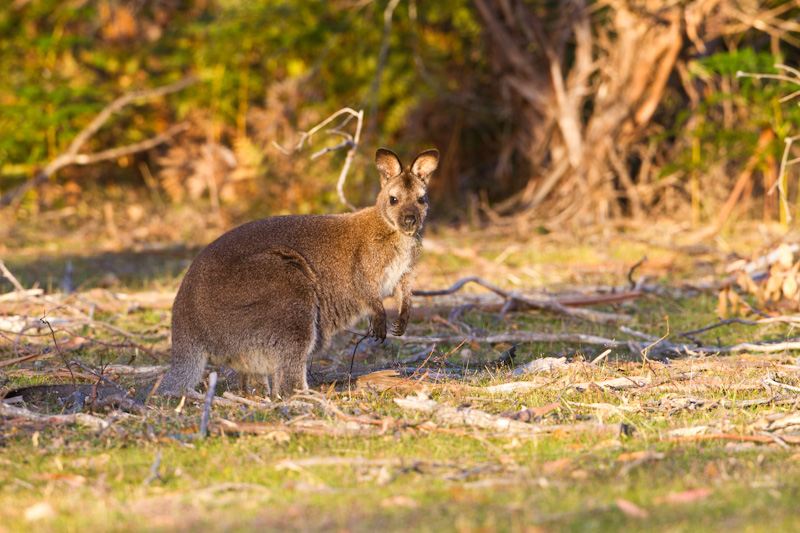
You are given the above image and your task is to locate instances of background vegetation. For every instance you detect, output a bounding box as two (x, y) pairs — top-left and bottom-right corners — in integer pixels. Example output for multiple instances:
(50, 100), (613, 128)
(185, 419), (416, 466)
(2, 0), (800, 233)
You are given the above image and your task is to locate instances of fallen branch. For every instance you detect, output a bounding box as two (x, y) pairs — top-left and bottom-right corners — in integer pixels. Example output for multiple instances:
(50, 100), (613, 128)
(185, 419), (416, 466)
(0, 402), (108, 430)
(763, 378), (800, 394)
(1, 76), (198, 207)
(0, 260), (26, 293)
(394, 394), (539, 433)
(394, 393), (625, 437)
(199, 371), (218, 439)
(664, 433), (800, 445)
(380, 330), (629, 348)
(222, 392), (275, 409)
(210, 419), (376, 437)
(413, 276), (633, 324)
(679, 316), (800, 340)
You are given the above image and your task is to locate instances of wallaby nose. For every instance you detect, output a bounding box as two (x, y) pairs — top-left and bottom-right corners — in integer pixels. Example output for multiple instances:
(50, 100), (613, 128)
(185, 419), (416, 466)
(403, 215), (416, 227)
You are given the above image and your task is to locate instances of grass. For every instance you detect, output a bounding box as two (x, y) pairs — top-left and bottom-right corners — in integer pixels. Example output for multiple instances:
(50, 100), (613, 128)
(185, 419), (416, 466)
(3, 219), (800, 531)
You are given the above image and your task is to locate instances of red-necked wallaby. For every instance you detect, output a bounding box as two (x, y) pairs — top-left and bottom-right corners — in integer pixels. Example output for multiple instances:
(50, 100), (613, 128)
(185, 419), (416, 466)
(159, 148), (438, 398)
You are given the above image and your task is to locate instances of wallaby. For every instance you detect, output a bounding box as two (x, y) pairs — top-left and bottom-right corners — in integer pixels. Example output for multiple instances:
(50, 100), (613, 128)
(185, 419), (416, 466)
(158, 147), (439, 398)
(2, 148), (437, 406)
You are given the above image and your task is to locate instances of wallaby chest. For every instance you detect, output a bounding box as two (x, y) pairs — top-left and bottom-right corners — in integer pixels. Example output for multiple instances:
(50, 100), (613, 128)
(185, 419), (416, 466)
(379, 237), (417, 298)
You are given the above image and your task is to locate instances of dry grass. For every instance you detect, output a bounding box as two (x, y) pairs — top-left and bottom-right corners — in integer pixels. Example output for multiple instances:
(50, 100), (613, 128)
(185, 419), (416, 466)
(3, 220), (800, 531)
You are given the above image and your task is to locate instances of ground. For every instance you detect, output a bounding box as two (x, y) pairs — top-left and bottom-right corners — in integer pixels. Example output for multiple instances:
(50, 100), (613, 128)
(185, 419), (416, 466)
(2, 217), (800, 532)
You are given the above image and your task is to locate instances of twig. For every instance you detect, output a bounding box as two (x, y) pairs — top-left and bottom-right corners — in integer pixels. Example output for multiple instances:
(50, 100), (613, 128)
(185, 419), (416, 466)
(374, 330), (630, 348)
(68, 361), (128, 393)
(665, 433), (800, 445)
(335, 109), (363, 211)
(66, 333), (165, 363)
(199, 371), (218, 439)
(627, 256), (647, 290)
(40, 314), (76, 387)
(591, 349), (612, 365)
(222, 392), (275, 409)
(763, 377), (800, 394)
(0, 77), (198, 206)
(141, 451), (163, 487)
(0, 261), (25, 293)
(274, 107), (363, 211)
(679, 317), (800, 339)
(0, 402), (108, 430)
(719, 395), (800, 409)
(0, 351), (52, 368)
(363, 0), (402, 139)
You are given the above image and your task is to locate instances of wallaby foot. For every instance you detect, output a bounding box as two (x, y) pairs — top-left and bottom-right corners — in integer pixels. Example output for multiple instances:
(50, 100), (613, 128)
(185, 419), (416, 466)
(274, 364), (309, 399)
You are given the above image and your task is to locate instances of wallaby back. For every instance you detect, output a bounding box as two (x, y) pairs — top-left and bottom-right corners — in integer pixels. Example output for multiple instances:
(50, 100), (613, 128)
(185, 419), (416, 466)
(160, 148), (439, 398)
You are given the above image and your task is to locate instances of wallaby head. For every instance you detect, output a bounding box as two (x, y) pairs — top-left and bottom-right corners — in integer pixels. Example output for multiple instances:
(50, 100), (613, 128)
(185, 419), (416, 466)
(375, 148), (439, 236)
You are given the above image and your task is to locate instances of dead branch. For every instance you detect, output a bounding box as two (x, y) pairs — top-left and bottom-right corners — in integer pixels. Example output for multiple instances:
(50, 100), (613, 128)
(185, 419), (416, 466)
(394, 393), (624, 437)
(413, 276), (634, 324)
(664, 433), (800, 445)
(395, 393), (542, 434)
(0, 402), (109, 430)
(679, 316), (800, 340)
(763, 378), (800, 394)
(0, 260), (25, 293)
(210, 418), (376, 437)
(382, 330), (629, 348)
(0, 76), (198, 207)
(363, 0), (402, 139)
(274, 107), (364, 211)
(199, 371), (218, 439)
(221, 392), (275, 409)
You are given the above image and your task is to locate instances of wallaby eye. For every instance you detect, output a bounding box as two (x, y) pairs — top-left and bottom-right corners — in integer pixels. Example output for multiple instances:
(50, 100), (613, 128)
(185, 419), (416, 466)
(417, 196), (426, 205)
(389, 196), (399, 205)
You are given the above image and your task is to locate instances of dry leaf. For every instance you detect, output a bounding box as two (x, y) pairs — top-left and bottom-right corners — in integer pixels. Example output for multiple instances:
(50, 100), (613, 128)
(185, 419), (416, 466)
(766, 269), (784, 301)
(71, 454), (111, 470)
(355, 370), (430, 394)
(593, 438), (623, 449)
(34, 473), (87, 488)
(380, 495), (419, 508)
(541, 458), (571, 474)
(667, 426), (710, 437)
(783, 275), (798, 300)
(616, 450), (651, 462)
(716, 290), (728, 319)
(24, 502), (56, 522)
(653, 487), (713, 505)
(265, 430), (291, 443)
(615, 498), (649, 518)
(776, 243), (795, 269)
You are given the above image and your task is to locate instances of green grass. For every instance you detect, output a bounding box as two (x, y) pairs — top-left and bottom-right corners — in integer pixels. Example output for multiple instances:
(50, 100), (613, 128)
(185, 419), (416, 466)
(4, 222), (800, 531)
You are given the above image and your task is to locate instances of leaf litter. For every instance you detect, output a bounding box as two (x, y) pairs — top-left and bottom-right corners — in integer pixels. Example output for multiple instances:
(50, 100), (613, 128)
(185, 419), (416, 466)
(4, 232), (800, 528)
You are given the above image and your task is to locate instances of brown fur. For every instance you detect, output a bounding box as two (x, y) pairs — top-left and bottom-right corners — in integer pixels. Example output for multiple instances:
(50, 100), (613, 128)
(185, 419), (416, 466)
(159, 148), (439, 398)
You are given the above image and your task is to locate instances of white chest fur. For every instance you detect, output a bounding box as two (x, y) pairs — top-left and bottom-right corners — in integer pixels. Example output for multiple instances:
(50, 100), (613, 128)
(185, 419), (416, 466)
(381, 243), (414, 298)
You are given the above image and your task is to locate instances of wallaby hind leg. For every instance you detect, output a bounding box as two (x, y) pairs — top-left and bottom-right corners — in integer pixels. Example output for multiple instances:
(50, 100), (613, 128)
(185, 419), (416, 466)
(159, 339), (208, 395)
(260, 305), (317, 399)
(223, 368), (271, 398)
(244, 247), (319, 399)
(274, 360), (309, 399)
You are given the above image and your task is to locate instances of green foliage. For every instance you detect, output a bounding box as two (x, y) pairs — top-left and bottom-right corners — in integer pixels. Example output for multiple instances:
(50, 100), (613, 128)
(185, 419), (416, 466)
(663, 50), (800, 179)
(0, 0), (484, 214)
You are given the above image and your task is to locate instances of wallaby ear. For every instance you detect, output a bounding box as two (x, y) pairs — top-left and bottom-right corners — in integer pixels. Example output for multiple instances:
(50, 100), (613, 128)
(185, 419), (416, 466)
(375, 149), (403, 184)
(411, 149), (439, 183)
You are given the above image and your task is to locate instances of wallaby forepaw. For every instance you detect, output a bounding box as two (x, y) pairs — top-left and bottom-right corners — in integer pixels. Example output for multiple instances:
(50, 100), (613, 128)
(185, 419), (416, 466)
(369, 315), (387, 342)
(391, 319), (407, 337)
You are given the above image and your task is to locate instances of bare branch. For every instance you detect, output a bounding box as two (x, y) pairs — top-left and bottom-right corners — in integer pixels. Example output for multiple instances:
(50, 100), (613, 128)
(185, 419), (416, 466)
(0, 76), (198, 207)
(275, 107), (363, 211)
